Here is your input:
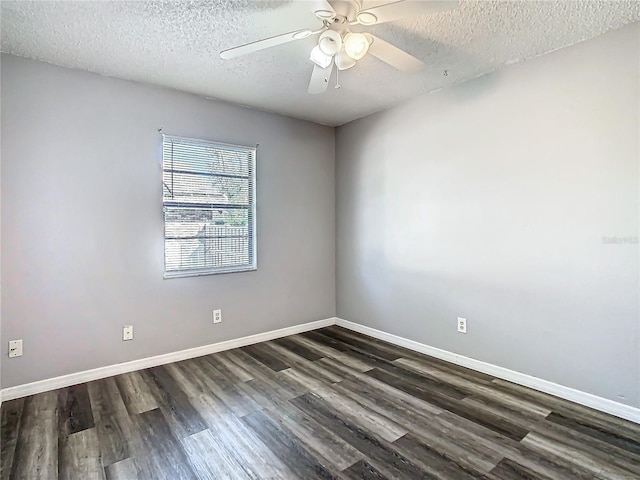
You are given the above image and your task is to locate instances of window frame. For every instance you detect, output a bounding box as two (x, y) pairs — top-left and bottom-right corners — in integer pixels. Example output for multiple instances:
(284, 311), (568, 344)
(161, 134), (257, 279)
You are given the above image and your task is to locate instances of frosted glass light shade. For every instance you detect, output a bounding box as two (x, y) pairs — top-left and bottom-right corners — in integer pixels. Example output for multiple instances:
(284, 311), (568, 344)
(335, 50), (356, 70)
(318, 30), (342, 56)
(310, 45), (333, 68)
(344, 32), (369, 60)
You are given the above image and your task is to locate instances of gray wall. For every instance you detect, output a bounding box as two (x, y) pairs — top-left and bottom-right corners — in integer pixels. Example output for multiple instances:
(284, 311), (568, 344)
(336, 23), (640, 407)
(1, 54), (336, 388)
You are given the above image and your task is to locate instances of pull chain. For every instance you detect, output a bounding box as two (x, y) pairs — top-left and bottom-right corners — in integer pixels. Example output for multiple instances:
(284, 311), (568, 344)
(335, 66), (341, 89)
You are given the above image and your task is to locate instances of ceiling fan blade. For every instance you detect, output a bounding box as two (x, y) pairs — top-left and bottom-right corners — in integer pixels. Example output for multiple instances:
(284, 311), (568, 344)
(308, 62), (334, 94)
(367, 34), (425, 73)
(220, 29), (312, 60)
(311, 0), (337, 19)
(357, 0), (458, 25)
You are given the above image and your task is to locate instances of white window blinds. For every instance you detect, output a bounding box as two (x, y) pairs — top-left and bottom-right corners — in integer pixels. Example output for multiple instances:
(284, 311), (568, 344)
(162, 135), (256, 277)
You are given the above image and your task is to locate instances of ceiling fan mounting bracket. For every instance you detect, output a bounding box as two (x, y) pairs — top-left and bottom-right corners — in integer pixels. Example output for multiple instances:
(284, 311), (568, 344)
(320, 0), (359, 23)
(324, 15), (349, 32)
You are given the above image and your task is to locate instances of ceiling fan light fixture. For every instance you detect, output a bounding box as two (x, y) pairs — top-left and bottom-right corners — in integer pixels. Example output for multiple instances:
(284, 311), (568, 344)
(318, 30), (342, 56)
(310, 45), (333, 69)
(344, 32), (369, 60)
(335, 50), (356, 70)
(356, 11), (378, 25)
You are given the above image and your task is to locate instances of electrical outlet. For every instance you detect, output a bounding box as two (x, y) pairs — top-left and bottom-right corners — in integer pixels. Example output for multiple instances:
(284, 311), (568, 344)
(123, 325), (134, 341)
(9, 339), (23, 358)
(213, 309), (222, 324)
(457, 317), (467, 334)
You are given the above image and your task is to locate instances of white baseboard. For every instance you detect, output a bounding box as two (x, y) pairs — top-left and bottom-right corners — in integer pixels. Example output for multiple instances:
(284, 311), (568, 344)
(3, 315), (638, 425)
(0, 317), (337, 402)
(336, 318), (640, 424)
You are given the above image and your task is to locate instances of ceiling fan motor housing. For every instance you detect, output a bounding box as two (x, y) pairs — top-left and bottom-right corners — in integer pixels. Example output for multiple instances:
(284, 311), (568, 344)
(315, 0), (360, 23)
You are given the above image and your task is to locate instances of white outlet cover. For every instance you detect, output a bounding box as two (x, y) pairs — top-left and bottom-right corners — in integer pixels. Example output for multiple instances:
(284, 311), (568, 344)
(9, 339), (23, 358)
(213, 309), (222, 324)
(123, 325), (134, 341)
(457, 317), (467, 334)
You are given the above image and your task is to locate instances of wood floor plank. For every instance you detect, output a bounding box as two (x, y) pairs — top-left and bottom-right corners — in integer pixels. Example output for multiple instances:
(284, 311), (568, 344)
(0, 398), (24, 479)
(317, 357), (444, 416)
(394, 355), (497, 388)
(228, 349), (308, 398)
(213, 350), (257, 382)
(461, 394), (549, 428)
(168, 358), (300, 479)
(236, 374), (303, 412)
(521, 431), (637, 480)
(242, 409), (340, 479)
(319, 328), (403, 361)
(59, 427), (105, 480)
(311, 384), (408, 442)
(130, 408), (198, 480)
(324, 326), (424, 359)
(168, 361), (243, 436)
(264, 401), (364, 471)
(505, 444), (599, 480)
(177, 378), (295, 478)
(266, 341), (343, 384)
(292, 335), (374, 372)
(492, 378), (640, 439)
(528, 418), (640, 477)
(241, 343), (291, 372)
(192, 356), (239, 391)
(104, 458), (139, 480)
(330, 379), (442, 440)
(290, 392), (437, 480)
(371, 361), (470, 401)
(87, 378), (133, 467)
(310, 330), (480, 407)
(101, 400), (157, 479)
(281, 366), (331, 393)
(114, 371), (158, 415)
(398, 412), (507, 474)
(211, 415), (298, 479)
(340, 460), (390, 480)
(200, 353), (291, 415)
(140, 366), (207, 438)
(435, 410), (521, 459)
(392, 433), (489, 480)
(487, 458), (552, 480)
(367, 367), (529, 441)
(170, 359), (262, 419)
(9, 391), (58, 480)
(301, 331), (396, 367)
(202, 353), (254, 383)
(394, 358), (550, 417)
(58, 383), (95, 436)
(545, 411), (640, 456)
(181, 429), (253, 480)
(331, 326), (496, 383)
(271, 335), (325, 361)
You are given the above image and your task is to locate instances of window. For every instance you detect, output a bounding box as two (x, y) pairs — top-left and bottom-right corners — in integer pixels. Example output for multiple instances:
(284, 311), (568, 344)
(162, 135), (256, 277)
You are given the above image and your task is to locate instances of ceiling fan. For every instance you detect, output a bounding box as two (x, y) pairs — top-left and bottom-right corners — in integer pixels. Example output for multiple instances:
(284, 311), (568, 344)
(220, 0), (459, 94)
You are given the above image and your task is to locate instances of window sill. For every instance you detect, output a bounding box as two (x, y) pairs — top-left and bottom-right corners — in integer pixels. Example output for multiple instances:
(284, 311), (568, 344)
(163, 266), (257, 279)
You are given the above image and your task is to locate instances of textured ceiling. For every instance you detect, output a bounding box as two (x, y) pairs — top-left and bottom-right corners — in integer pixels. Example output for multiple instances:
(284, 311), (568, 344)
(1, 1), (639, 126)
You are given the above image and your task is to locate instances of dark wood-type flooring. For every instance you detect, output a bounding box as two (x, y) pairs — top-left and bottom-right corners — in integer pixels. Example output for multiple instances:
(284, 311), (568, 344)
(2, 326), (639, 479)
